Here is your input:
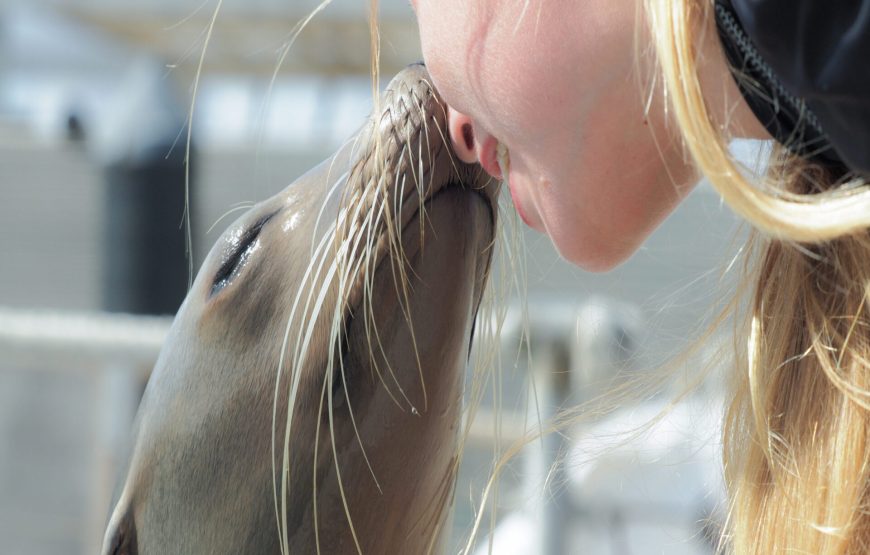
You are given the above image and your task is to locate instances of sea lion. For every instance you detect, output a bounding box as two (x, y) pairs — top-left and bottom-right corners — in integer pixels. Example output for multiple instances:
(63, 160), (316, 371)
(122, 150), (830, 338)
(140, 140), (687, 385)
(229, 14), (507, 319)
(101, 64), (498, 554)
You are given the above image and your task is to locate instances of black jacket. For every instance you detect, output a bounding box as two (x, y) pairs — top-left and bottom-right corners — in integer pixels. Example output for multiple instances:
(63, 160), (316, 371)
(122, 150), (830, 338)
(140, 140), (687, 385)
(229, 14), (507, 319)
(718, 0), (870, 176)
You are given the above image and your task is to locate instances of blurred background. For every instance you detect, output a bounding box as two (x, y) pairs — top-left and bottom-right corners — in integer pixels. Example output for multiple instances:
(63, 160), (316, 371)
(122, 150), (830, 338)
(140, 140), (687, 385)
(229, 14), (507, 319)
(0, 1), (758, 553)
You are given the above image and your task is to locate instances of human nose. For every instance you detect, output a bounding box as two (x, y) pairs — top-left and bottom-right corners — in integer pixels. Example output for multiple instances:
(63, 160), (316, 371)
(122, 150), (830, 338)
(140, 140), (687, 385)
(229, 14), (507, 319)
(447, 107), (502, 179)
(447, 107), (478, 163)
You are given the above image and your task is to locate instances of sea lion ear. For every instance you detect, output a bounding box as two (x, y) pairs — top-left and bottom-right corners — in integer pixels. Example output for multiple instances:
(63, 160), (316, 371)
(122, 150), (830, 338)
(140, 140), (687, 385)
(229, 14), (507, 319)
(102, 509), (138, 555)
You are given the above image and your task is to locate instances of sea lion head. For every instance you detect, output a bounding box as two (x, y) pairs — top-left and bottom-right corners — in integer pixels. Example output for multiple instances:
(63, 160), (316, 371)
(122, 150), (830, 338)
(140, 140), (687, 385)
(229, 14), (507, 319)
(102, 64), (498, 554)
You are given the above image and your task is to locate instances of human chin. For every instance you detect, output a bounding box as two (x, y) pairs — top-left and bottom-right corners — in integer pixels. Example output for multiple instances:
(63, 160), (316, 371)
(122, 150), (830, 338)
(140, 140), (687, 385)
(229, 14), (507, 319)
(535, 192), (645, 273)
(550, 226), (640, 272)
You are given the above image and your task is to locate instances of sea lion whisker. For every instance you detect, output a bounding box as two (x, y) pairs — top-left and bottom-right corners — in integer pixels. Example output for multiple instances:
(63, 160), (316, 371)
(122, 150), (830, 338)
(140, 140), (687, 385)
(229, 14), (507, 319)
(183, 0), (226, 288)
(282, 243), (360, 553)
(329, 159), (405, 315)
(273, 221), (336, 405)
(277, 225), (347, 548)
(311, 368), (330, 555)
(385, 142), (422, 285)
(389, 175), (424, 290)
(381, 205), (410, 306)
(272, 224), (336, 534)
(275, 0), (331, 75)
(342, 179), (389, 276)
(361, 276), (419, 411)
(394, 148), (410, 247)
(340, 193), (404, 328)
(394, 131), (453, 412)
(428, 93), (465, 181)
(344, 182), (404, 322)
(206, 203), (256, 235)
(413, 131), (427, 245)
(258, 0), (333, 165)
(321, 265), (387, 502)
(325, 310), (364, 555)
(359, 243), (417, 409)
(280, 258), (339, 550)
(389, 148), (421, 286)
(328, 131), (373, 242)
(354, 207), (412, 410)
(384, 216), (430, 411)
(331, 209), (417, 411)
(354, 209), (422, 412)
(356, 283), (402, 408)
(380, 227), (426, 411)
(304, 249), (372, 553)
(346, 99), (434, 315)
(376, 122), (415, 280)
(404, 125), (432, 270)
(408, 105), (432, 247)
(273, 0), (332, 84)
(334, 317), (384, 495)
(418, 116), (433, 248)
(310, 169), (351, 256)
(355, 210), (411, 408)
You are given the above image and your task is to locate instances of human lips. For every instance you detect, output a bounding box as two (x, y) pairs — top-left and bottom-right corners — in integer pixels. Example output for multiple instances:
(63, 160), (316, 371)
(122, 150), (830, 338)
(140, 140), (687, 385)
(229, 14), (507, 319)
(477, 137), (502, 180)
(477, 134), (536, 229)
(502, 155), (544, 232)
(507, 173), (534, 227)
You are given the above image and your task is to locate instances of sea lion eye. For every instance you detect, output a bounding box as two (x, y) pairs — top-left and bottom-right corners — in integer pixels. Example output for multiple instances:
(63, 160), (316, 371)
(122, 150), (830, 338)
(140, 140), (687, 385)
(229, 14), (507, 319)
(210, 211), (277, 297)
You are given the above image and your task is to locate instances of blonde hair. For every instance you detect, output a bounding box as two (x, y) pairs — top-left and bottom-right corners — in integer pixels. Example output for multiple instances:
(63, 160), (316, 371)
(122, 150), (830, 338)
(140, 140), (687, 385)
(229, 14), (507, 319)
(645, 0), (870, 552)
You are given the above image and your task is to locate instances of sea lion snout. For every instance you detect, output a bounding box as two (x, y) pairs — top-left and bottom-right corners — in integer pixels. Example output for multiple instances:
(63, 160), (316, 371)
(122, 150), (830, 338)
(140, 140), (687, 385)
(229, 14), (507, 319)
(104, 65), (498, 555)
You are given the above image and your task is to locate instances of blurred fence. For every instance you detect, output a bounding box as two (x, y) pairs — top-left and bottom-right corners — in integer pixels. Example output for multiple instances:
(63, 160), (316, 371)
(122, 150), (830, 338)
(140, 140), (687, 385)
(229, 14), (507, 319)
(0, 308), (169, 554)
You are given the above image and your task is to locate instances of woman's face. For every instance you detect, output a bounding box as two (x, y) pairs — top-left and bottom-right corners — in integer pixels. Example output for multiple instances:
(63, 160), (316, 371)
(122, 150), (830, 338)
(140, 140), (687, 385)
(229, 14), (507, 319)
(412, 0), (698, 270)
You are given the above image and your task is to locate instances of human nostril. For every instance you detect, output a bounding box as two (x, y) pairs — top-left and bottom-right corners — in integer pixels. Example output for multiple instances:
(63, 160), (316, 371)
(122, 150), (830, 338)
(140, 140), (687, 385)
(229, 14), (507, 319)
(447, 107), (479, 164)
(461, 124), (474, 152)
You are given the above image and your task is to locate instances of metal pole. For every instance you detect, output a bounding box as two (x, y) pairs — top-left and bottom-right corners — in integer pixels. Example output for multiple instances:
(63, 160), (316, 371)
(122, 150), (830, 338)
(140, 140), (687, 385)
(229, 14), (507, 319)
(532, 337), (571, 555)
(506, 301), (575, 555)
(95, 56), (194, 316)
(504, 298), (642, 555)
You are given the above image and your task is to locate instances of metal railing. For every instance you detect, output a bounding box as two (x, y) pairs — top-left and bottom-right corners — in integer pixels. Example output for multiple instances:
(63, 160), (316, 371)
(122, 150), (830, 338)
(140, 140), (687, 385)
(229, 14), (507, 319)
(0, 307), (170, 368)
(0, 299), (645, 555)
(0, 307), (170, 554)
